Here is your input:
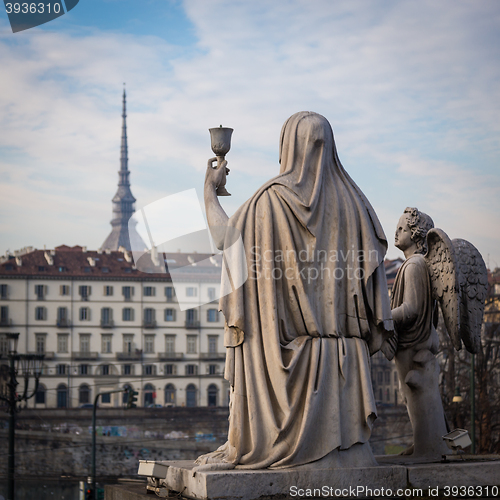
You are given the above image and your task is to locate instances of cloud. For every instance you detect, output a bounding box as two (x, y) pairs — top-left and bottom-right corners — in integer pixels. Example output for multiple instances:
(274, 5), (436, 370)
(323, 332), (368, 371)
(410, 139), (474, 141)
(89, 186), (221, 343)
(0, 0), (498, 266)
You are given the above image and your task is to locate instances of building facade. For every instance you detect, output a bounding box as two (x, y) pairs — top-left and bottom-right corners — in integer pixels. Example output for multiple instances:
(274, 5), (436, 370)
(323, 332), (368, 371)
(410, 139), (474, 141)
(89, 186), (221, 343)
(0, 245), (228, 408)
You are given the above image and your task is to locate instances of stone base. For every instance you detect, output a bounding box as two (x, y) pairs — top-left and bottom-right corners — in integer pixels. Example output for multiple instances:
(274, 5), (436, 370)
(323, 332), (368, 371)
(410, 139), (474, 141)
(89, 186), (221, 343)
(106, 458), (500, 500)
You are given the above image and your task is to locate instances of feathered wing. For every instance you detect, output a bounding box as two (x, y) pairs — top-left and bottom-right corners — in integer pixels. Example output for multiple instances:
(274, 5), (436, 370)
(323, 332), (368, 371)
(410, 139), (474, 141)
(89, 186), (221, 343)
(452, 238), (487, 354)
(424, 228), (461, 350)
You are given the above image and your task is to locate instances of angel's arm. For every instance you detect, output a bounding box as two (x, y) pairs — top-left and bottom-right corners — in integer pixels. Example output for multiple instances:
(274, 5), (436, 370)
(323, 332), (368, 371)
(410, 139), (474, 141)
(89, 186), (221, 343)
(205, 158), (229, 250)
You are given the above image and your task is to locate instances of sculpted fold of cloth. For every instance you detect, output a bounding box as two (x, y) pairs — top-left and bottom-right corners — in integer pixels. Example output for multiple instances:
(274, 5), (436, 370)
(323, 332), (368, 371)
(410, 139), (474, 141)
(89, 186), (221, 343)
(199, 111), (394, 470)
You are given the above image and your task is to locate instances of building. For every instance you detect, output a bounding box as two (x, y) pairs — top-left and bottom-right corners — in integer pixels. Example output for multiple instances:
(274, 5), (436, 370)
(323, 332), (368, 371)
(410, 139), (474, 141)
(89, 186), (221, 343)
(0, 245), (228, 408)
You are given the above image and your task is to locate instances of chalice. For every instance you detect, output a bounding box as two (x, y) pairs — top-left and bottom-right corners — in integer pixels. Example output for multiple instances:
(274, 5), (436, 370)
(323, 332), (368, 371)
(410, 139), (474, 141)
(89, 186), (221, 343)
(209, 125), (233, 196)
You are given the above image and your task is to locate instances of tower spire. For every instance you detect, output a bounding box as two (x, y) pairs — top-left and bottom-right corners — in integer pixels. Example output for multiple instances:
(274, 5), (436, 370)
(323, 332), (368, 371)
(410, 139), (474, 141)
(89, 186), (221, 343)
(101, 88), (146, 252)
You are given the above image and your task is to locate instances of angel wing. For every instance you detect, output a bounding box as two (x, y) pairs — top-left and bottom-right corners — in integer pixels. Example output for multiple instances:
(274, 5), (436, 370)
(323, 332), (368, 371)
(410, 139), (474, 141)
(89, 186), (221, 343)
(424, 228), (461, 350)
(452, 238), (487, 354)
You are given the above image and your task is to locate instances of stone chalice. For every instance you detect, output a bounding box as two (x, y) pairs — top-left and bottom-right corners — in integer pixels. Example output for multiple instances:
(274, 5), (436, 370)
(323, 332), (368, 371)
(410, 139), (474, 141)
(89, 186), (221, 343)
(208, 126), (233, 197)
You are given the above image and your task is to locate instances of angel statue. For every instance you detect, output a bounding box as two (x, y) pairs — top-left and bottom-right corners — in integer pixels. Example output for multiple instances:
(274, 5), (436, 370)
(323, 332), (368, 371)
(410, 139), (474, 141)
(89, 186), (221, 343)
(382, 207), (488, 459)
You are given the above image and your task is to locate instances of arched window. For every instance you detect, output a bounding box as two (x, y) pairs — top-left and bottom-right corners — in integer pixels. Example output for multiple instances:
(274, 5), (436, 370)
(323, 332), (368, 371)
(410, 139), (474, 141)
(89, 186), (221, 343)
(57, 384), (68, 408)
(79, 384), (90, 405)
(35, 384), (46, 405)
(207, 384), (218, 407)
(186, 384), (197, 407)
(122, 384), (133, 405)
(144, 383), (155, 407)
(165, 384), (176, 406)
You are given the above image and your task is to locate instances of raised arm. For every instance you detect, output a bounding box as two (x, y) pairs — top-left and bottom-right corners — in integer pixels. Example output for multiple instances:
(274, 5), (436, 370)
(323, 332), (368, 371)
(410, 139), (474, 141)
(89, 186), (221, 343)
(204, 157), (229, 250)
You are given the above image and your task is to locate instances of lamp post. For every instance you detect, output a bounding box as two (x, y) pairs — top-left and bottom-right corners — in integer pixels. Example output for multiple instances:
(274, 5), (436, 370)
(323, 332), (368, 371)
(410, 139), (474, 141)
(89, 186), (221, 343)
(0, 333), (44, 500)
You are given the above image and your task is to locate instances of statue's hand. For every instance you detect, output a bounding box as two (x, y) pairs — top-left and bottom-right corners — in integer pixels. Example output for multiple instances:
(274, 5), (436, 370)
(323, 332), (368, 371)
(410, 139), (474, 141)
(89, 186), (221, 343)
(206, 157), (230, 191)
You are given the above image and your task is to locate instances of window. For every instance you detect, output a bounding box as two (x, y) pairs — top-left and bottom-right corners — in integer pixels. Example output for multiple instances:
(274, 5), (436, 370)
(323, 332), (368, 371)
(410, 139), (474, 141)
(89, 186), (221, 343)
(187, 335), (197, 354)
(36, 334), (46, 354)
(394, 371), (398, 384)
(185, 364), (198, 375)
(79, 307), (90, 321)
(144, 308), (155, 325)
(144, 286), (156, 297)
(58, 266), (67, 272)
(186, 308), (198, 326)
(207, 384), (218, 407)
(101, 334), (112, 353)
(79, 364), (89, 375)
(165, 364), (176, 375)
(102, 267), (109, 273)
(123, 364), (131, 375)
(101, 365), (110, 376)
(164, 308), (176, 322)
(186, 384), (196, 407)
(34, 284), (45, 300)
(0, 284), (8, 299)
(165, 286), (175, 301)
(165, 384), (176, 405)
(144, 335), (155, 354)
(0, 306), (9, 324)
(0, 334), (8, 355)
(101, 393), (111, 404)
(123, 334), (134, 353)
(60, 285), (70, 296)
(35, 306), (46, 321)
(84, 267), (91, 273)
(207, 309), (219, 322)
(57, 334), (68, 353)
(208, 335), (218, 354)
(208, 364), (218, 375)
(57, 384), (67, 408)
(57, 307), (68, 324)
(79, 334), (90, 353)
(207, 287), (216, 301)
(122, 286), (134, 300)
(79, 285), (91, 300)
(165, 335), (175, 353)
(122, 308), (134, 321)
(101, 307), (113, 326)
(104, 286), (113, 296)
(79, 385), (90, 404)
(377, 372), (383, 384)
(186, 287), (197, 297)
(57, 364), (67, 375)
(385, 371), (390, 385)
(144, 364), (155, 375)
(144, 384), (155, 406)
(35, 385), (46, 404)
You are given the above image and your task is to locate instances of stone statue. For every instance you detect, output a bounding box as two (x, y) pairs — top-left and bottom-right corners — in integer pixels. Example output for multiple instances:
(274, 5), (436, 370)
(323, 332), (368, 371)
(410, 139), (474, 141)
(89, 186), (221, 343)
(382, 207), (488, 459)
(197, 111), (394, 470)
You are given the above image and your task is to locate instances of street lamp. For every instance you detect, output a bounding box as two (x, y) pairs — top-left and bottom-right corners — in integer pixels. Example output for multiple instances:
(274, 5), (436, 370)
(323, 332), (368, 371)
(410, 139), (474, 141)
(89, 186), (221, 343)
(0, 332), (44, 500)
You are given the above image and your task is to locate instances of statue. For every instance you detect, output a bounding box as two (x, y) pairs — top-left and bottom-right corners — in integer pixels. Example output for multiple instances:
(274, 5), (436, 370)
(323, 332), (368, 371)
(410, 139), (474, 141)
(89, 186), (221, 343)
(197, 111), (394, 470)
(382, 207), (488, 459)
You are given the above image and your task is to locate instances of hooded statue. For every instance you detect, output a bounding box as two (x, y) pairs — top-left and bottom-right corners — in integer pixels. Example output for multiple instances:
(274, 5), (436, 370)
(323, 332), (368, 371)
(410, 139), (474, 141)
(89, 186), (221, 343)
(198, 111), (394, 470)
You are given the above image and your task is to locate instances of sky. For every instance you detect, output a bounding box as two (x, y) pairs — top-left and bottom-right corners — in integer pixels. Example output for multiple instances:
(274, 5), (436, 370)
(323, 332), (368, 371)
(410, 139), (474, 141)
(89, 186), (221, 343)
(0, 0), (499, 267)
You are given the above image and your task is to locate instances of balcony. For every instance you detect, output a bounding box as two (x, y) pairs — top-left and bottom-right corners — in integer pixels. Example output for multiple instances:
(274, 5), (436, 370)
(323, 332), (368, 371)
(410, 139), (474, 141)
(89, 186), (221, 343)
(28, 351), (54, 360)
(116, 352), (142, 361)
(56, 319), (71, 328)
(0, 318), (12, 326)
(158, 352), (184, 361)
(143, 320), (157, 329)
(200, 352), (225, 360)
(185, 320), (200, 329)
(72, 351), (98, 360)
(100, 320), (114, 328)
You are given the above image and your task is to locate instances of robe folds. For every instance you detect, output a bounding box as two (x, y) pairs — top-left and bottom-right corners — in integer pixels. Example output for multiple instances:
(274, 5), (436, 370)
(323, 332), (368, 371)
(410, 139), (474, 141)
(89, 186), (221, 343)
(212, 112), (394, 469)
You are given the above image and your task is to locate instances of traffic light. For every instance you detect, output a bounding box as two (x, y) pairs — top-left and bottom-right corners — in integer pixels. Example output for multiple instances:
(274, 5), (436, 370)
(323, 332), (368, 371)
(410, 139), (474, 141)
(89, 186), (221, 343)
(86, 487), (94, 500)
(127, 390), (138, 409)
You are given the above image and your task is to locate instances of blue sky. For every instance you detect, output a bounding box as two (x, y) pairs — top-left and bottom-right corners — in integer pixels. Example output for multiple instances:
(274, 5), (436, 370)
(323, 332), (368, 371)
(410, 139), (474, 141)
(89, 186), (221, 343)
(0, 0), (499, 267)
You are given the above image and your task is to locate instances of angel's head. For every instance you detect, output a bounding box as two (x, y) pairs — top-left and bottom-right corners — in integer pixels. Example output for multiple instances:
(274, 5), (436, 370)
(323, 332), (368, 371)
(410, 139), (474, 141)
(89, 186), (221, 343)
(396, 207), (434, 255)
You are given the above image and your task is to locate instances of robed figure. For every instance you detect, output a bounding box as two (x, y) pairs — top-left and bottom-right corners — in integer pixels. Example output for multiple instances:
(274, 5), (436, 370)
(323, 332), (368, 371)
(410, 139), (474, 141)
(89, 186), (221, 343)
(199, 111), (394, 470)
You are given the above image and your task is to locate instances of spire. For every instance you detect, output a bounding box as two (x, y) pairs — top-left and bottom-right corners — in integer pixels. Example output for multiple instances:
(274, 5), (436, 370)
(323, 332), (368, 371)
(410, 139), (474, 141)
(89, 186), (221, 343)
(101, 87), (146, 252)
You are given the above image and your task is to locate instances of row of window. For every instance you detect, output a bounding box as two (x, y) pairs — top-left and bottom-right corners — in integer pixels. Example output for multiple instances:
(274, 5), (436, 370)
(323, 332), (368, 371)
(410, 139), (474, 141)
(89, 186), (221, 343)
(52, 362), (220, 376)
(36, 382), (220, 407)
(375, 370), (398, 386)
(1, 305), (220, 323)
(0, 284), (218, 301)
(14, 332), (220, 355)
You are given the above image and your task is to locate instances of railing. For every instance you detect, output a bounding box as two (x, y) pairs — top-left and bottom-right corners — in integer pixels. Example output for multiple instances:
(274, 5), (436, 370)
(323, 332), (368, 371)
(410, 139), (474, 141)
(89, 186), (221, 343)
(72, 351), (98, 360)
(28, 351), (54, 360)
(158, 352), (184, 361)
(143, 320), (157, 329)
(0, 318), (12, 326)
(56, 319), (71, 327)
(200, 352), (225, 360)
(185, 320), (200, 329)
(100, 320), (114, 328)
(116, 352), (142, 361)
